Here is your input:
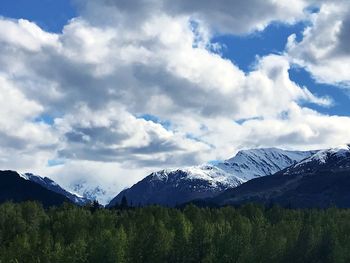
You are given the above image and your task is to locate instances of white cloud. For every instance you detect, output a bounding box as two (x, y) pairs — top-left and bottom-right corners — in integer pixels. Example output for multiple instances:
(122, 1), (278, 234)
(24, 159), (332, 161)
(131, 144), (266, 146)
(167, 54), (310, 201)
(237, 104), (350, 150)
(0, 18), (59, 51)
(0, 75), (58, 172)
(287, 1), (350, 86)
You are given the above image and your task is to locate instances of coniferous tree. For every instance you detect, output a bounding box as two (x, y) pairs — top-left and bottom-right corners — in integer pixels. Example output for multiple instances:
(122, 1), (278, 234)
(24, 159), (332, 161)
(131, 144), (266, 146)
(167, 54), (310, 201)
(90, 200), (100, 213)
(1, 202), (350, 262)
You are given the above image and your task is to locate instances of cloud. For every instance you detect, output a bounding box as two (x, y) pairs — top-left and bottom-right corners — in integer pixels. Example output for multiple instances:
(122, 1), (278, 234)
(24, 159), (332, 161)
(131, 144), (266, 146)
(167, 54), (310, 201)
(164, 0), (309, 34)
(287, 1), (350, 86)
(0, 75), (58, 172)
(238, 104), (350, 149)
(41, 159), (155, 205)
(0, 18), (58, 51)
(74, 0), (309, 34)
(54, 104), (210, 166)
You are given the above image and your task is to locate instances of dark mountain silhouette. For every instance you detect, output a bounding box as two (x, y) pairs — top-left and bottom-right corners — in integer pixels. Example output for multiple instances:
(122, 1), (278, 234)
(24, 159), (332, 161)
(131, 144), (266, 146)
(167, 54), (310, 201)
(0, 170), (71, 207)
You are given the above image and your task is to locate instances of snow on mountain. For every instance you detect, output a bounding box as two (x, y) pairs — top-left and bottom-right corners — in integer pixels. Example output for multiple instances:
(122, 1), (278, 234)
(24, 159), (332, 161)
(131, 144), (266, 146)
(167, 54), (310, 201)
(108, 148), (315, 207)
(19, 173), (90, 205)
(295, 144), (350, 166)
(283, 144), (350, 175)
(217, 148), (317, 182)
(151, 165), (244, 188)
(107, 165), (243, 208)
(198, 146), (350, 209)
(142, 148), (315, 188)
(70, 181), (115, 205)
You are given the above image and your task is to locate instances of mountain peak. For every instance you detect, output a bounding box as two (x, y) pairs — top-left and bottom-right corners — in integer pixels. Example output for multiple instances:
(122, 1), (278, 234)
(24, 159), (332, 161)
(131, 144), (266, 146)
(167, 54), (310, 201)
(217, 147), (316, 181)
(107, 147), (315, 207)
(283, 145), (350, 176)
(0, 170), (71, 207)
(18, 172), (90, 205)
(297, 145), (350, 166)
(207, 145), (350, 209)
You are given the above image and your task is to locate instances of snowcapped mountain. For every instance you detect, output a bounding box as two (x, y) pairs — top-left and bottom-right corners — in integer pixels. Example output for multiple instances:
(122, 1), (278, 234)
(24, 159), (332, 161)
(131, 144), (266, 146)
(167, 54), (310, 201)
(19, 173), (90, 205)
(71, 181), (111, 205)
(151, 165), (244, 188)
(107, 165), (243, 207)
(201, 145), (350, 209)
(217, 148), (316, 181)
(282, 144), (350, 176)
(108, 148), (315, 207)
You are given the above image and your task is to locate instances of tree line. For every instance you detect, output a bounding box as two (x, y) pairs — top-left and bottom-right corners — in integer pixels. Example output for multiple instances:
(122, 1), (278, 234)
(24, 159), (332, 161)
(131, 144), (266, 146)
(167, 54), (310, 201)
(0, 201), (350, 262)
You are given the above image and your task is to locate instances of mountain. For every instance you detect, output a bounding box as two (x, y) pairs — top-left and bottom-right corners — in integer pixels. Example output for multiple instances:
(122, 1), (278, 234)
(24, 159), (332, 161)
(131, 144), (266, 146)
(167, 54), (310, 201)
(216, 148), (316, 181)
(70, 181), (110, 205)
(107, 165), (242, 207)
(108, 148), (315, 207)
(200, 145), (350, 208)
(282, 145), (350, 176)
(0, 170), (71, 207)
(20, 173), (90, 205)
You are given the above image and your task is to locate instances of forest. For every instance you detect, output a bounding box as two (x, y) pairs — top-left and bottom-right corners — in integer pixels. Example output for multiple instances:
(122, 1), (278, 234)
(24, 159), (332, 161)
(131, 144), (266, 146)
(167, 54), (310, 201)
(0, 201), (349, 263)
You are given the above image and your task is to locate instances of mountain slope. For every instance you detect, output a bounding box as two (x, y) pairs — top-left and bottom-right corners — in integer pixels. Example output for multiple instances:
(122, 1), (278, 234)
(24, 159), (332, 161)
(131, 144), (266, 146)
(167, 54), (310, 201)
(0, 170), (71, 207)
(70, 181), (110, 205)
(217, 148), (315, 181)
(108, 165), (242, 207)
(20, 173), (90, 205)
(282, 145), (350, 176)
(201, 145), (350, 208)
(108, 148), (315, 207)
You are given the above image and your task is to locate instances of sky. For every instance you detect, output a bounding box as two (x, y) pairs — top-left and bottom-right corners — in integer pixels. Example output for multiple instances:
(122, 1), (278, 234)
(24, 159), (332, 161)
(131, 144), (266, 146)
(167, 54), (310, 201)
(0, 0), (350, 203)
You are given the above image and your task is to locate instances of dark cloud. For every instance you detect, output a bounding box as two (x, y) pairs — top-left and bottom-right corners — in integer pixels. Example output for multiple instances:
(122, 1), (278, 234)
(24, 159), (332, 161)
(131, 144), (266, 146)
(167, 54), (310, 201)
(72, 0), (162, 28)
(58, 131), (190, 166)
(336, 13), (350, 56)
(74, 0), (309, 34)
(0, 132), (29, 149)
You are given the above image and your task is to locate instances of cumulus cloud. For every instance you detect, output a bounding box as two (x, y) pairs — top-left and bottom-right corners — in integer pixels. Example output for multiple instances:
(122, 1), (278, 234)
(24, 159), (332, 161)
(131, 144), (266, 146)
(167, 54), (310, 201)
(74, 0), (309, 34)
(287, 1), (350, 86)
(0, 0), (349, 203)
(0, 75), (58, 171)
(54, 104), (210, 166)
(0, 18), (58, 51)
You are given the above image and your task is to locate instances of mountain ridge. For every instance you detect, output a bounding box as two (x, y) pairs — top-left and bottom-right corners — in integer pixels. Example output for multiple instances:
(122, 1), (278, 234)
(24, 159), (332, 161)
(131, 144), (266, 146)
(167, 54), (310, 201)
(0, 170), (72, 207)
(108, 147), (315, 207)
(19, 173), (90, 205)
(195, 145), (350, 208)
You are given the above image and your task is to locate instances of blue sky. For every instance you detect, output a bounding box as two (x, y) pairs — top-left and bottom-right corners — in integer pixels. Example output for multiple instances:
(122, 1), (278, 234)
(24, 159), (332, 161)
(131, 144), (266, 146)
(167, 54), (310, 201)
(0, 0), (76, 32)
(289, 67), (350, 116)
(213, 22), (307, 72)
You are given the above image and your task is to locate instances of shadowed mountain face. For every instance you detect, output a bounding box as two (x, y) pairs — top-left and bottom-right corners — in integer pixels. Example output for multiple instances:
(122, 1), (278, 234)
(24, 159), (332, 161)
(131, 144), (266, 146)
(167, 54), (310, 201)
(0, 170), (72, 207)
(199, 145), (350, 208)
(21, 173), (90, 205)
(108, 148), (315, 208)
(108, 167), (243, 208)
